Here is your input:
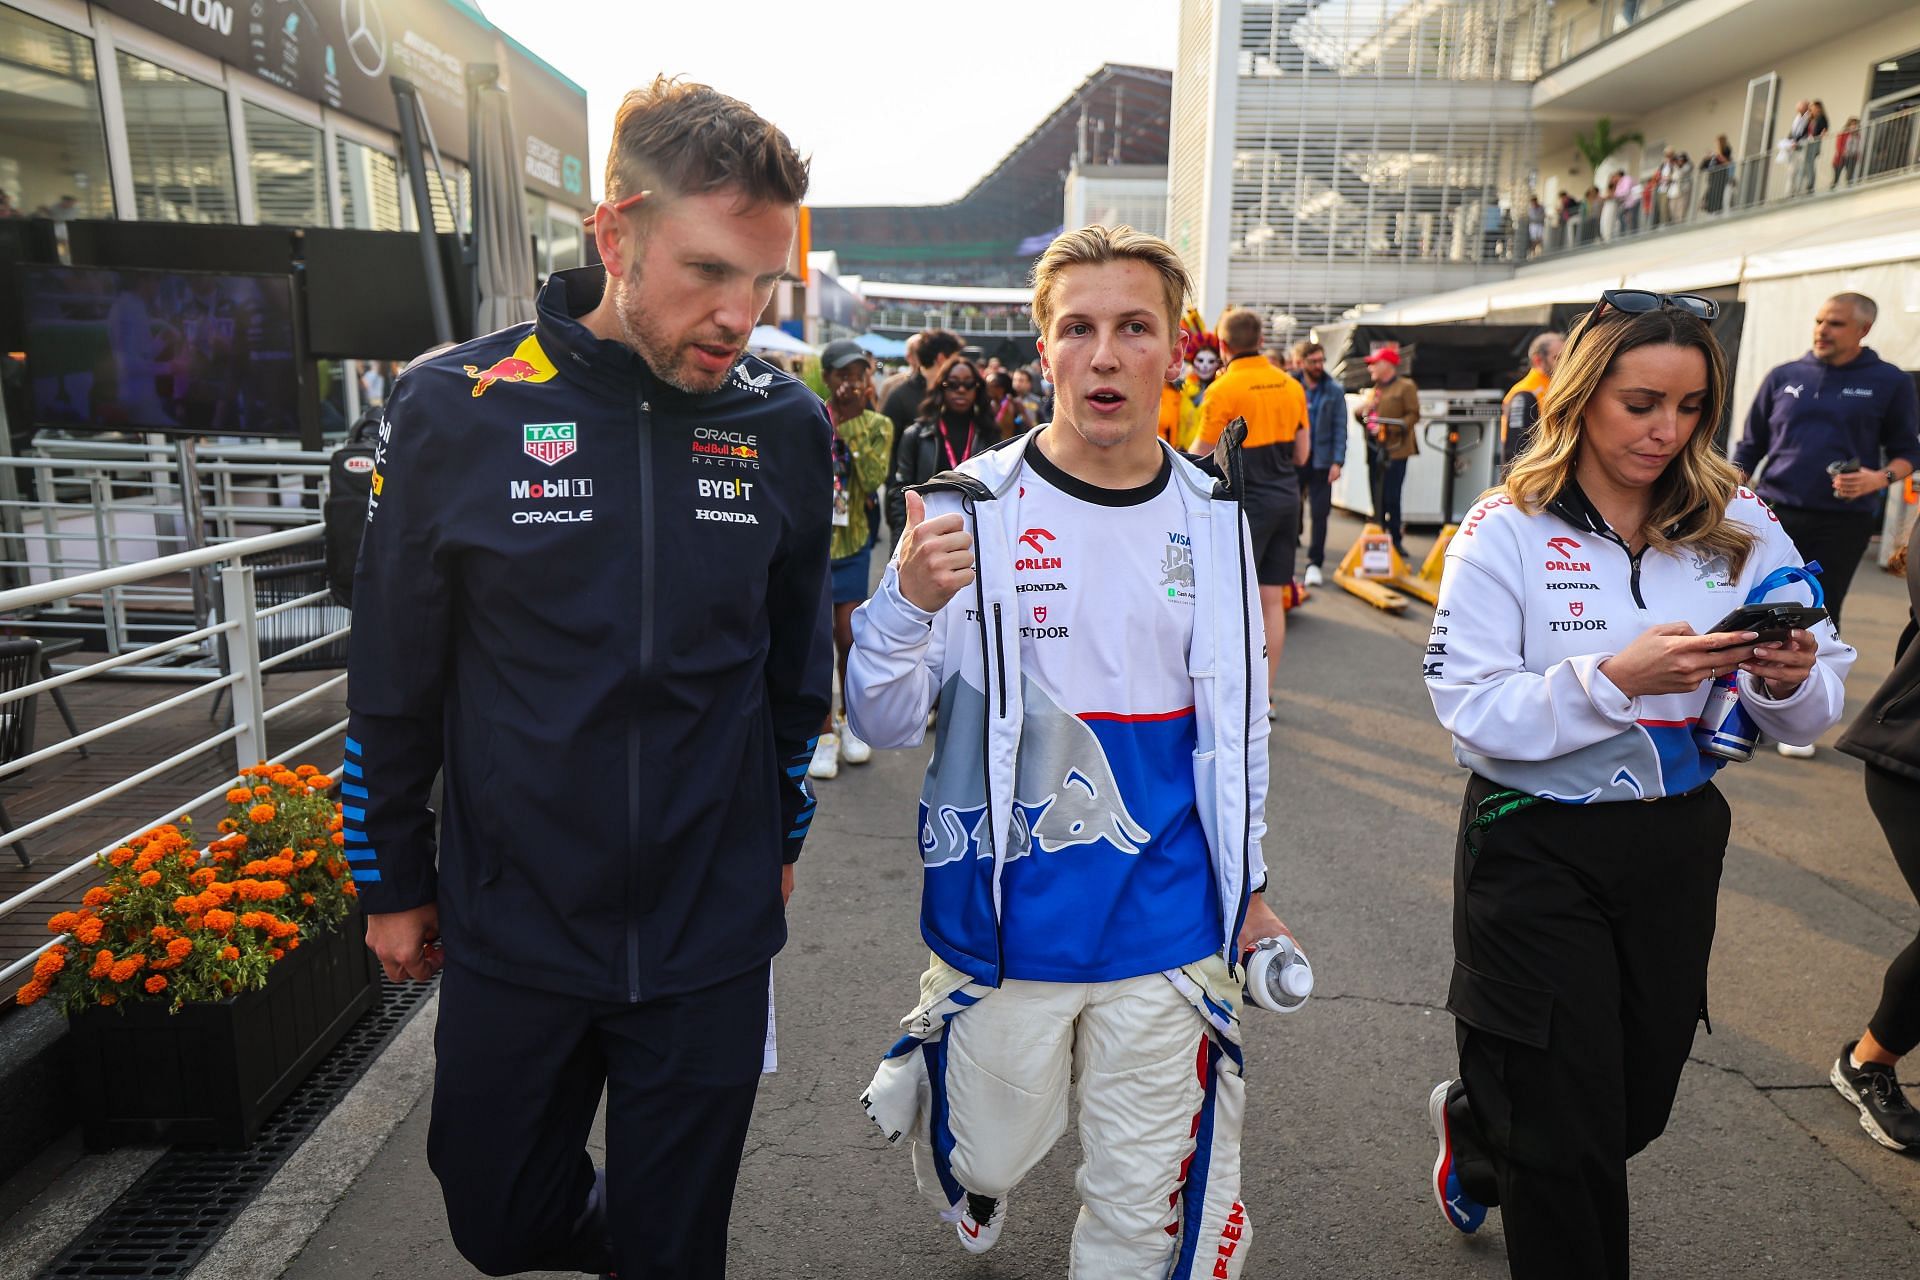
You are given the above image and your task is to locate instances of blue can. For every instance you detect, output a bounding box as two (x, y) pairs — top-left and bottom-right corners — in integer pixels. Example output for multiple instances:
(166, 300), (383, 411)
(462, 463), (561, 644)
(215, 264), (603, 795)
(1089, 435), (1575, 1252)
(1694, 674), (1757, 762)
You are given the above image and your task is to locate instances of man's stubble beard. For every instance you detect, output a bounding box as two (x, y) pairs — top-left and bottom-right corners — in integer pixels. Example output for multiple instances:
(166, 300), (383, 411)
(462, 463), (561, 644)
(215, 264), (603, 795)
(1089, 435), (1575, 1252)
(611, 262), (734, 396)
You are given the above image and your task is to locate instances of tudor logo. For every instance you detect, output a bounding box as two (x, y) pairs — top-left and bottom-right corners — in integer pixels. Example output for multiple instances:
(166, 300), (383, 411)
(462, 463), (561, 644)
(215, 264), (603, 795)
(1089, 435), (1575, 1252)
(1547, 536), (1581, 557)
(341, 0), (386, 77)
(1033, 606), (1048, 624)
(1569, 601), (1584, 617)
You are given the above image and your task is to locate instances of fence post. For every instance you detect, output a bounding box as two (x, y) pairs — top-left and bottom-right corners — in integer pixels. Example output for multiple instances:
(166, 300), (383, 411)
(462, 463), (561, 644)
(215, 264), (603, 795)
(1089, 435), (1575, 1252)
(220, 564), (268, 771)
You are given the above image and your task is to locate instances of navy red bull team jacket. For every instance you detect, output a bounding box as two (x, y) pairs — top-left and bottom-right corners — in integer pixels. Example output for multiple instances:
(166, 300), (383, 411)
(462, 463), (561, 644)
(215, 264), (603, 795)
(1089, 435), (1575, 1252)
(344, 266), (834, 1003)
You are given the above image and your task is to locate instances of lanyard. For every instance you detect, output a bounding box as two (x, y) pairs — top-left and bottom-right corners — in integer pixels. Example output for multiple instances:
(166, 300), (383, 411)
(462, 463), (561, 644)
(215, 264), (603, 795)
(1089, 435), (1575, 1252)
(939, 419), (974, 471)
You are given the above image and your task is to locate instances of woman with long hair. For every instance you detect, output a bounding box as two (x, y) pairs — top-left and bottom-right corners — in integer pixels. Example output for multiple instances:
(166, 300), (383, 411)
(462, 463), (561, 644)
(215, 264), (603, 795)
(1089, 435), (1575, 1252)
(1421, 292), (1855, 1279)
(886, 356), (1002, 535)
(1832, 517), (1920, 1152)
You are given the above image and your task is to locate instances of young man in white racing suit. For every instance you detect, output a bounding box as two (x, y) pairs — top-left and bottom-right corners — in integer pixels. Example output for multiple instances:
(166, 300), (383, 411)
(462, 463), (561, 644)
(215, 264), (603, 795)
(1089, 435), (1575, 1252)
(846, 225), (1295, 1279)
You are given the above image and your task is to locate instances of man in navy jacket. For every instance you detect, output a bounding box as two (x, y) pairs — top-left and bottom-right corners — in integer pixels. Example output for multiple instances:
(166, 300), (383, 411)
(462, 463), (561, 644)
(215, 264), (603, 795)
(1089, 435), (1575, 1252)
(1734, 292), (1920, 628)
(345, 77), (832, 1279)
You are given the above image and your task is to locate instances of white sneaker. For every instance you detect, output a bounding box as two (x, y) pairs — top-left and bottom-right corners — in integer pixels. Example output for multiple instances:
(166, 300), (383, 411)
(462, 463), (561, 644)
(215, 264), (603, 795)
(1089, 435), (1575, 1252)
(1776, 741), (1816, 758)
(954, 1194), (1006, 1254)
(836, 717), (871, 765)
(1304, 563), (1324, 586)
(807, 733), (840, 779)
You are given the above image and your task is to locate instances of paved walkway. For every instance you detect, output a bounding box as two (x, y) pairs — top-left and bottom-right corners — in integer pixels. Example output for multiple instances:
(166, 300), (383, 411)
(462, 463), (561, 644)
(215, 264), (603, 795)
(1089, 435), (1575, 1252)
(4, 512), (1918, 1279)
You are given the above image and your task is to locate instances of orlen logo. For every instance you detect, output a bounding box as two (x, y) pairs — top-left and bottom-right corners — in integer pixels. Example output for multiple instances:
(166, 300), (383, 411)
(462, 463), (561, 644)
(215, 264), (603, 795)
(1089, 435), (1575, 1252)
(510, 478), (593, 500)
(1016, 528), (1061, 571)
(1544, 536), (1591, 572)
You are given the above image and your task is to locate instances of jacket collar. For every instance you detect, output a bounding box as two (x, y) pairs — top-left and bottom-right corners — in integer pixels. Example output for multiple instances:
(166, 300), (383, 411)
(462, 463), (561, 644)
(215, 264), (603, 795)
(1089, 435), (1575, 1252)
(922, 425), (1225, 505)
(534, 266), (665, 400)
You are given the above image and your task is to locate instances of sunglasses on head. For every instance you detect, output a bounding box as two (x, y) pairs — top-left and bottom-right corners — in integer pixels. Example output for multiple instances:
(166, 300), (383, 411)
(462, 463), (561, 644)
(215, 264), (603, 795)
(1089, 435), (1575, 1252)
(1567, 289), (1719, 356)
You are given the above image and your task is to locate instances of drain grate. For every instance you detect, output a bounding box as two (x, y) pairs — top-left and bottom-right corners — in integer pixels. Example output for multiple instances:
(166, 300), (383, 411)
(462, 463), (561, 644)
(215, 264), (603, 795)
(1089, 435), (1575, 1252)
(37, 975), (438, 1279)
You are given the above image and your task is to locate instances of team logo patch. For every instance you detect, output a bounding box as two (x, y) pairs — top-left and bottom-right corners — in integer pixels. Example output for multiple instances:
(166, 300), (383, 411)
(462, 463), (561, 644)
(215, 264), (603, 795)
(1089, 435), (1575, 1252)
(1570, 601), (1584, 617)
(523, 423), (578, 465)
(464, 334), (558, 397)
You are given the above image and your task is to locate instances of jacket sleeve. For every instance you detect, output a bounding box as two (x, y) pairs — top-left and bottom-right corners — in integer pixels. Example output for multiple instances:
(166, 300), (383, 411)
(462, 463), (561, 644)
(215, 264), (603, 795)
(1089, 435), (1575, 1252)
(341, 375), (449, 913)
(1327, 396), (1348, 467)
(1240, 513), (1272, 894)
(1879, 374), (1920, 470)
(1195, 380), (1236, 452)
(846, 526), (952, 750)
(1734, 514), (1858, 746)
(1426, 548), (1640, 762)
(853, 414), (895, 497)
(767, 403), (837, 863)
(1732, 378), (1773, 475)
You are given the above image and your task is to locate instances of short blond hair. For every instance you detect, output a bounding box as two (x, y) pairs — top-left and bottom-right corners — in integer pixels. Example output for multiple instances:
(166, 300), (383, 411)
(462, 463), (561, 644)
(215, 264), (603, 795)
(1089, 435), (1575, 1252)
(1029, 225), (1190, 338)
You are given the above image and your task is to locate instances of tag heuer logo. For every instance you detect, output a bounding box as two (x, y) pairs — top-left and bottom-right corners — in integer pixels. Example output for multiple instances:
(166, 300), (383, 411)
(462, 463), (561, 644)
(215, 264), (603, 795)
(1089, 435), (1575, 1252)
(523, 423), (577, 465)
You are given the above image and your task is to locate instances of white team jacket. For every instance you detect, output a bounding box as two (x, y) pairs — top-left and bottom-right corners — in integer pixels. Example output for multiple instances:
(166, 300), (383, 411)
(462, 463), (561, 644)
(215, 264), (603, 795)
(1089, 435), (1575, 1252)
(1427, 484), (1856, 802)
(846, 428), (1271, 985)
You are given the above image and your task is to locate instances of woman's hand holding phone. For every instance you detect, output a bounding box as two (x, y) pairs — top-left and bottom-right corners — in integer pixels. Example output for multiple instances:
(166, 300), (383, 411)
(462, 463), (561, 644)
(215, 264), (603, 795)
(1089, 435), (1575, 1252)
(1736, 629), (1820, 699)
(1599, 622), (1759, 698)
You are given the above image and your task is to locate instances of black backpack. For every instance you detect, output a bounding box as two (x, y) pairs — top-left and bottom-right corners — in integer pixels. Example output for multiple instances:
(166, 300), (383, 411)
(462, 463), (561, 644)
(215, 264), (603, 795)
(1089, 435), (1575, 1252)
(325, 409), (382, 608)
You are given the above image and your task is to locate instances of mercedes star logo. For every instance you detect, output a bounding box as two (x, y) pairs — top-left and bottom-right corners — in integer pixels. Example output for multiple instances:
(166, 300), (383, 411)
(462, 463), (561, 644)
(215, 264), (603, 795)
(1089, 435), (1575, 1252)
(341, 0), (385, 78)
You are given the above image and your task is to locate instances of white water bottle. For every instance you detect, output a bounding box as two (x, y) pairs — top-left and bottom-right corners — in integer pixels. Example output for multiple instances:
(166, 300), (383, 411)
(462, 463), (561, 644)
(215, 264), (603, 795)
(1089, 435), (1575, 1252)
(1244, 935), (1314, 1013)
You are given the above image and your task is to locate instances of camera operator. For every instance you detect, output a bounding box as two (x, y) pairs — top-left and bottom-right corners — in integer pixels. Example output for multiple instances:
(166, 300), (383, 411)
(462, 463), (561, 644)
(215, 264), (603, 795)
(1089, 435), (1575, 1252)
(1419, 291), (1855, 1280)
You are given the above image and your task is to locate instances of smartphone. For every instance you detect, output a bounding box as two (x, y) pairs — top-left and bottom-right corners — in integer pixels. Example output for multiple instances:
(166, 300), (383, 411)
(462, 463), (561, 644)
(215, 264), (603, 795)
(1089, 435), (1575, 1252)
(1707, 602), (1829, 645)
(1827, 458), (1862, 476)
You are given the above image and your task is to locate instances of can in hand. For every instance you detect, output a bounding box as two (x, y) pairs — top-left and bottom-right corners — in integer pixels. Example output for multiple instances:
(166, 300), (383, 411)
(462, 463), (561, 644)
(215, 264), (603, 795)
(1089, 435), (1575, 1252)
(1694, 672), (1757, 762)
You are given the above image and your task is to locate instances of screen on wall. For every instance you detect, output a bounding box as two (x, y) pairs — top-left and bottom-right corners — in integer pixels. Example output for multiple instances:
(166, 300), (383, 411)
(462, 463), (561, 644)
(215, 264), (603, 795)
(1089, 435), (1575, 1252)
(23, 266), (302, 438)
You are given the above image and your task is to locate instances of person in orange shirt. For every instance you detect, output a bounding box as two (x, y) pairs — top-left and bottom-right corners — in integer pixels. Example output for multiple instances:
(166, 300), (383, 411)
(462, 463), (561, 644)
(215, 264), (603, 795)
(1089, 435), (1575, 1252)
(1197, 308), (1310, 704)
(1501, 331), (1563, 464)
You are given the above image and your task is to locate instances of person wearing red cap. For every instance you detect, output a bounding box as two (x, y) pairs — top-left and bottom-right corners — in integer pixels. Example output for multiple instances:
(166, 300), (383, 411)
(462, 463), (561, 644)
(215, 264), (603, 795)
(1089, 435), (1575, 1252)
(1356, 346), (1421, 558)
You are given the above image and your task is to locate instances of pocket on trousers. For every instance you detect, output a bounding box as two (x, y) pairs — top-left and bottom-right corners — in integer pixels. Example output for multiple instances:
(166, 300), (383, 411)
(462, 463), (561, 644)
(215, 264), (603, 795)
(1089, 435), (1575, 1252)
(1447, 960), (1553, 1052)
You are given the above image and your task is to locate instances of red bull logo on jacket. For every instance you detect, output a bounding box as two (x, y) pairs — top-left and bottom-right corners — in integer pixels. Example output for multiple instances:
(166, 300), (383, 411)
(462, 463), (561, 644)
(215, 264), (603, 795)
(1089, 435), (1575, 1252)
(464, 334), (558, 398)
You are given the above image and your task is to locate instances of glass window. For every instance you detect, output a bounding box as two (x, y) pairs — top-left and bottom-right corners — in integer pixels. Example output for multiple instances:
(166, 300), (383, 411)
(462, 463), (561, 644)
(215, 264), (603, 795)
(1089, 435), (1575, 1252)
(117, 51), (237, 223)
(403, 159), (467, 234)
(0, 6), (113, 219)
(335, 136), (402, 230)
(547, 204), (582, 272)
(244, 102), (324, 227)
(525, 189), (551, 277)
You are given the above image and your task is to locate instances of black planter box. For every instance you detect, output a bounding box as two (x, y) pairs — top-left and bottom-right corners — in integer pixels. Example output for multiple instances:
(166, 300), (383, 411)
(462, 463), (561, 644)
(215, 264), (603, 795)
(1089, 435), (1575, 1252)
(68, 907), (378, 1149)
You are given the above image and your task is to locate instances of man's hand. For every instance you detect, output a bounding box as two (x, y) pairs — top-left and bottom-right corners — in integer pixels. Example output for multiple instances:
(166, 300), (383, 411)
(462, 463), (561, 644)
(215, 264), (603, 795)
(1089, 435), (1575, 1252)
(1237, 891), (1294, 955)
(896, 490), (975, 614)
(782, 863), (796, 905)
(1598, 622), (1758, 698)
(1833, 468), (1891, 501)
(1328, 463), (1343, 483)
(365, 903), (444, 982)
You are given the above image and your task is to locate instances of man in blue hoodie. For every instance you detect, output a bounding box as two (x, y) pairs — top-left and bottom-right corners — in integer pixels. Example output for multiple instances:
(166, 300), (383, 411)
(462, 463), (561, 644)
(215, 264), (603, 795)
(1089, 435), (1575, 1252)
(1733, 292), (1920, 628)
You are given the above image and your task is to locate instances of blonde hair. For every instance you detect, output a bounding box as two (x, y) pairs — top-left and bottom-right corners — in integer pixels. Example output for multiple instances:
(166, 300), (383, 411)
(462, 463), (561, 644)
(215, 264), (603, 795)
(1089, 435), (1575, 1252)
(1029, 225), (1190, 339)
(1504, 305), (1756, 575)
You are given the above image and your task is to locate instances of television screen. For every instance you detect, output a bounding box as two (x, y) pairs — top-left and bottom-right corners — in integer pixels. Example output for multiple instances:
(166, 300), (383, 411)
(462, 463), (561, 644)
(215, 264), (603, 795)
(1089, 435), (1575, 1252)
(23, 266), (302, 437)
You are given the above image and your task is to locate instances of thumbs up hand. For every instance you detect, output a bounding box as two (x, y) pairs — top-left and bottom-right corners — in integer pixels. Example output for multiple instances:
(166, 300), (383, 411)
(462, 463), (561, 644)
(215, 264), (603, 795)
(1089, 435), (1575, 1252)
(897, 490), (975, 614)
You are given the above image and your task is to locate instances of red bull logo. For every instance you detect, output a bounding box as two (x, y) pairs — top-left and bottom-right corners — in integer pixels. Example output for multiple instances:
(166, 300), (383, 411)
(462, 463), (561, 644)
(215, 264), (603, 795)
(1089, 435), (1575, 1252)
(464, 334), (558, 398)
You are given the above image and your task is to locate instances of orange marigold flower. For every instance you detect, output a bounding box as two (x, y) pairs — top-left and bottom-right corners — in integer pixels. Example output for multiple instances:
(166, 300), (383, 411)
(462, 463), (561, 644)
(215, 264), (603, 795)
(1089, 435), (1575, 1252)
(219, 945), (240, 961)
(107, 846), (135, 866)
(248, 804), (276, 824)
(308, 775), (334, 790)
(184, 914), (204, 931)
(89, 949), (114, 978)
(137, 870), (161, 888)
(267, 857), (294, 877)
(189, 868), (216, 888)
(32, 946), (67, 981)
(301, 893), (316, 906)
(47, 910), (81, 934)
(149, 925), (175, 942)
(331, 832), (346, 846)
(172, 895), (200, 915)
(270, 917), (299, 938)
(286, 938), (300, 951)
(226, 788), (252, 804)
(166, 937), (193, 960)
(144, 975), (168, 994)
(271, 771), (299, 786)
(295, 765), (317, 777)
(343, 879), (358, 897)
(179, 850), (197, 869)
(82, 887), (113, 909)
(204, 881), (235, 904)
(269, 948), (285, 961)
(253, 786), (272, 799)
(98, 993), (117, 1006)
(241, 859), (270, 877)
(204, 909), (236, 933)
(73, 917), (105, 945)
(108, 957), (144, 982)
(16, 977), (48, 1006)
(296, 851), (318, 870)
(327, 816), (343, 833)
(217, 819), (238, 834)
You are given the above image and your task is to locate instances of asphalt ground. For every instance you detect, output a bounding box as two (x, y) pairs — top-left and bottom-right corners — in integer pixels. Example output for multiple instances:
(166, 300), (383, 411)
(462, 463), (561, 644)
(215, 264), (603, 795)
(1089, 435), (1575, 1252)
(8, 509), (1918, 1279)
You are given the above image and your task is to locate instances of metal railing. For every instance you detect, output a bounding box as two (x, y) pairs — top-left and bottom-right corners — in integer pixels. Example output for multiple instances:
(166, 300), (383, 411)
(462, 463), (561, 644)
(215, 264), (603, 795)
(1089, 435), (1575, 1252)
(866, 306), (1035, 337)
(1531, 103), (1920, 261)
(0, 436), (332, 663)
(0, 522), (348, 990)
(1536, 0), (1691, 71)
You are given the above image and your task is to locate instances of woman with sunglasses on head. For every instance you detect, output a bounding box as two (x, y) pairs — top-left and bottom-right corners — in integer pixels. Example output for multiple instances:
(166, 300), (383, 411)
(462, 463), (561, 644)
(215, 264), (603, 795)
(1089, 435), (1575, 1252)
(1421, 290), (1856, 1279)
(886, 356), (1003, 538)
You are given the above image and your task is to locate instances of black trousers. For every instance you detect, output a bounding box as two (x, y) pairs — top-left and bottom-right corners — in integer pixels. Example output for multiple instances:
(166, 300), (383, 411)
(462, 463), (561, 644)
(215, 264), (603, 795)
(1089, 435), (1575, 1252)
(1770, 504), (1878, 627)
(1449, 774), (1729, 1280)
(1303, 465), (1336, 568)
(1865, 763), (1920, 1055)
(428, 959), (769, 1279)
